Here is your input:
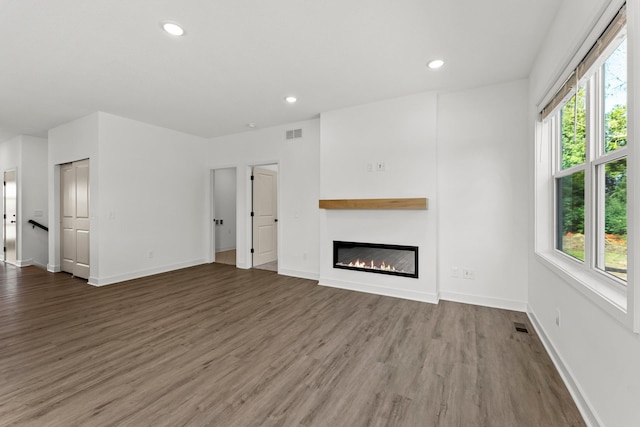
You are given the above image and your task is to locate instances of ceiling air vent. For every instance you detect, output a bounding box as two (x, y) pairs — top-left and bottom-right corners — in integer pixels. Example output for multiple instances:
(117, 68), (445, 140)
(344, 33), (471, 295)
(286, 128), (303, 140)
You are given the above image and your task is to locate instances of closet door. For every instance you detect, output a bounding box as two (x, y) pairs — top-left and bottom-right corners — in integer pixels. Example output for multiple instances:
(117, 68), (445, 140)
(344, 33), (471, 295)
(61, 159), (90, 279)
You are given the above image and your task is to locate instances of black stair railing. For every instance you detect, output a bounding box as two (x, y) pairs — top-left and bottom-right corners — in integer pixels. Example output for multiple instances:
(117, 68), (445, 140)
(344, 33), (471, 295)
(28, 219), (49, 232)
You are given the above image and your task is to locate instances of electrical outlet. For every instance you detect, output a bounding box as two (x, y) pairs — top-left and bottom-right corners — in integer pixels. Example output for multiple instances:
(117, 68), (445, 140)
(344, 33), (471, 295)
(376, 161), (386, 172)
(463, 269), (475, 280)
(451, 267), (460, 278)
(148, 250), (154, 259)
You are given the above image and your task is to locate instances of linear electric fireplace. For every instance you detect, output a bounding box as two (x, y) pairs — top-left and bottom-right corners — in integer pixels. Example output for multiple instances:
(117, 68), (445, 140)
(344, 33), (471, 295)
(333, 241), (418, 278)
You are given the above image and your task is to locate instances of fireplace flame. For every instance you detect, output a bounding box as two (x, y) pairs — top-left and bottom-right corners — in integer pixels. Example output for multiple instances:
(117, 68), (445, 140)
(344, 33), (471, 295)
(342, 259), (397, 272)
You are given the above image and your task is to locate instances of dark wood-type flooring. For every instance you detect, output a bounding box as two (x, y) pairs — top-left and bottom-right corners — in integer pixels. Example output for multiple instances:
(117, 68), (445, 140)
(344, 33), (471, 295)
(0, 263), (585, 426)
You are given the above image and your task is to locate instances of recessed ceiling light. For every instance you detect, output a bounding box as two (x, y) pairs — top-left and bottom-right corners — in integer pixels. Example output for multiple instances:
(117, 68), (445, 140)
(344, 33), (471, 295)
(162, 22), (185, 36)
(284, 96), (297, 103)
(247, 123), (257, 128)
(427, 59), (445, 69)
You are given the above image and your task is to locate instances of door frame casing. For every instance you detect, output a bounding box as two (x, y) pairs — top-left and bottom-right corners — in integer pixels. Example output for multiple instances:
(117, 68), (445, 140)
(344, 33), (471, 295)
(60, 160), (90, 279)
(251, 166), (278, 267)
(50, 158), (94, 283)
(248, 162), (280, 269)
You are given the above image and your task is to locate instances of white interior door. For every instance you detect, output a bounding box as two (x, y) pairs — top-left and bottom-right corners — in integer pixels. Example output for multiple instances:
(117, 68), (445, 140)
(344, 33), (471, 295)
(61, 159), (90, 279)
(252, 167), (277, 266)
(3, 170), (17, 265)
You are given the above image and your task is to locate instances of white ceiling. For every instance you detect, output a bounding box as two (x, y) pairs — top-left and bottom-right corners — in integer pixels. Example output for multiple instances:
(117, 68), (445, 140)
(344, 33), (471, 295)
(0, 0), (561, 140)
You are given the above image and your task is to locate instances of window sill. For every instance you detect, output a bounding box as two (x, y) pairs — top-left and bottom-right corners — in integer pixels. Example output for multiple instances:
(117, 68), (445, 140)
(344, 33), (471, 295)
(535, 250), (628, 326)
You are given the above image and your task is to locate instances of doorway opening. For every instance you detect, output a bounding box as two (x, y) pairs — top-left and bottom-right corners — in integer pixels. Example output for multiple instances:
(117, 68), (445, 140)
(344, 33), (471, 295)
(3, 169), (17, 265)
(251, 164), (278, 272)
(211, 167), (237, 266)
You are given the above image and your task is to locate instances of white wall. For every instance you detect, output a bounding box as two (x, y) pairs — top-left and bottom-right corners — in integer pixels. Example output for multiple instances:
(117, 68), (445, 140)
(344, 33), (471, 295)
(529, 0), (640, 425)
(437, 80), (529, 311)
(97, 113), (208, 284)
(20, 136), (48, 267)
(207, 119), (320, 279)
(214, 167), (237, 252)
(0, 135), (48, 267)
(0, 135), (20, 171)
(319, 93), (438, 302)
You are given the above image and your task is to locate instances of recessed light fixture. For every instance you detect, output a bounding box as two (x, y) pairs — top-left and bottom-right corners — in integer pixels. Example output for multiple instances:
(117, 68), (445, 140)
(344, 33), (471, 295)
(161, 21), (185, 36)
(247, 123), (257, 128)
(427, 59), (445, 69)
(284, 96), (297, 104)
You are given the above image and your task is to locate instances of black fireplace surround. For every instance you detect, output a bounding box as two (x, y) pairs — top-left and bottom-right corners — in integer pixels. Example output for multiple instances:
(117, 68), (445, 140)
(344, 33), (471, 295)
(333, 241), (418, 278)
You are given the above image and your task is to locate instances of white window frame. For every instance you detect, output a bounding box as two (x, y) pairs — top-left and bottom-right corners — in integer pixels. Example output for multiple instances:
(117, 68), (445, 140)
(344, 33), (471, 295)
(552, 42), (629, 283)
(535, 0), (639, 332)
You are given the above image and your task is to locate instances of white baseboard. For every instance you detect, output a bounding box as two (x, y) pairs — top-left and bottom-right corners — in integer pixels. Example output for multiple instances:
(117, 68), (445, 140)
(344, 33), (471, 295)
(319, 278), (438, 304)
(31, 260), (47, 269)
(89, 258), (207, 287)
(527, 308), (600, 427)
(439, 290), (527, 312)
(47, 264), (61, 273)
(278, 268), (319, 281)
(16, 258), (33, 267)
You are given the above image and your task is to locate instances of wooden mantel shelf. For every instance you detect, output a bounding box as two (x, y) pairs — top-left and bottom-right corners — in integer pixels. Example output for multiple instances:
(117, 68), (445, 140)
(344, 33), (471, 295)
(319, 198), (428, 210)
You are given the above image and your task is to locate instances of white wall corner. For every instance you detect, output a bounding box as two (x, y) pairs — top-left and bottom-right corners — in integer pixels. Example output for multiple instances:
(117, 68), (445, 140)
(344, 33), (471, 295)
(31, 260), (47, 269)
(47, 263), (61, 273)
(527, 307), (602, 427)
(235, 261), (251, 270)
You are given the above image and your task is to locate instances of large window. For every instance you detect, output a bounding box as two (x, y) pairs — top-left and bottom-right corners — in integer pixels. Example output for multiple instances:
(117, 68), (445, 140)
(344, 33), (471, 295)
(543, 8), (628, 288)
